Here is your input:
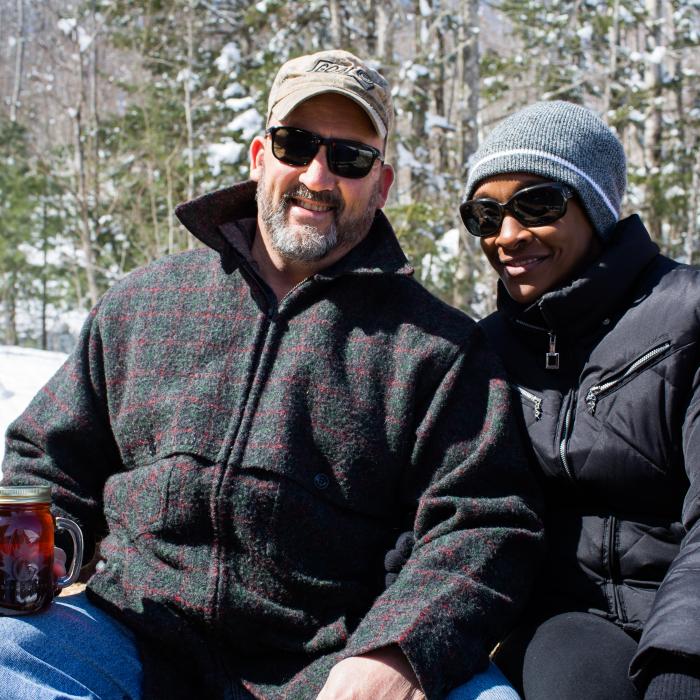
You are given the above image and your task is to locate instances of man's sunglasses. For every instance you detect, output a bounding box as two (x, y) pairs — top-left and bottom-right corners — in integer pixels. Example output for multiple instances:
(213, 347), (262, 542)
(460, 182), (574, 237)
(265, 126), (383, 179)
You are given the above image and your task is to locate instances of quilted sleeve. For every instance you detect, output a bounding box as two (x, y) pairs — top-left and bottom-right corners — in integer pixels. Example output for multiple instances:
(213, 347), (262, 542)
(630, 353), (700, 693)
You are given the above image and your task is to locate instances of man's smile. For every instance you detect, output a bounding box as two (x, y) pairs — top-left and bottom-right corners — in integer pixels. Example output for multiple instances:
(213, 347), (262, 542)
(289, 197), (336, 214)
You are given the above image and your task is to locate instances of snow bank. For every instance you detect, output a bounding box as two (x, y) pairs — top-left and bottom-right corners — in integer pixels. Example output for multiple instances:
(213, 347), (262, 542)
(0, 345), (68, 471)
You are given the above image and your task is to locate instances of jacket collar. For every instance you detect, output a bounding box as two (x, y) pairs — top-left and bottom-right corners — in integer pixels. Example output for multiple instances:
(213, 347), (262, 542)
(497, 214), (660, 336)
(174, 180), (414, 280)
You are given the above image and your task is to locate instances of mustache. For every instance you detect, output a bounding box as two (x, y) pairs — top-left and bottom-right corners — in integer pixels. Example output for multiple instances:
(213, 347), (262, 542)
(282, 184), (343, 210)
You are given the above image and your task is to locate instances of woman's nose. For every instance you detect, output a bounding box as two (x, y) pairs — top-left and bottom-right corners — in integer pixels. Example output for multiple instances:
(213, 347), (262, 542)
(494, 214), (530, 248)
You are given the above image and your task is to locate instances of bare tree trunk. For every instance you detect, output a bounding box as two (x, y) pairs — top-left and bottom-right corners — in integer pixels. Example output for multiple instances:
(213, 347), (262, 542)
(41, 193), (48, 350)
(3, 272), (18, 346)
(429, 22), (447, 174)
(408, 0), (431, 199)
(456, 0), (479, 175)
(184, 0), (196, 248)
(688, 154), (700, 266)
(166, 156), (176, 255)
(184, 0), (195, 203)
(452, 0), (480, 311)
(366, 0), (377, 55)
(603, 0), (619, 116)
(376, 0), (394, 64)
(10, 0), (25, 122)
(329, 0), (344, 47)
(90, 1), (101, 237)
(73, 103), (100, 307)
(147, 158), (162, 256)
(643, 0), (664, 242)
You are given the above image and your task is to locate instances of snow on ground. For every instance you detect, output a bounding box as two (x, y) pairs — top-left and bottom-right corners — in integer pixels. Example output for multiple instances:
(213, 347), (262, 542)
(0, 345), (68, 471)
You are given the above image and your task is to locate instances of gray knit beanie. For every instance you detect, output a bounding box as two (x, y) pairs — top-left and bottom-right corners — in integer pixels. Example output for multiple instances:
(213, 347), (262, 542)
(464, 101), (627, 238)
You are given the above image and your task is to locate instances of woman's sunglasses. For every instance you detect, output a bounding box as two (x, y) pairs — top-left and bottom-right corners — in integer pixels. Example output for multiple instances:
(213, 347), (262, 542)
(265, 126), (383, 179)
(460, 182), (574, 237)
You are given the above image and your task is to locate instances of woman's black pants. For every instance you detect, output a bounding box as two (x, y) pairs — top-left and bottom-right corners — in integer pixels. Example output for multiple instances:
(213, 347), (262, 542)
(493, 611), (641, 700)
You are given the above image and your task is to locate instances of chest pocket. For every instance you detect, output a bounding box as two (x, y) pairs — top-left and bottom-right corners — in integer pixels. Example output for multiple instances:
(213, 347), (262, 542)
(103, 445), (222, 560)
(237, 459), (397, 584)
(584, 341), (673, 416)
(515, 384), (544, 427)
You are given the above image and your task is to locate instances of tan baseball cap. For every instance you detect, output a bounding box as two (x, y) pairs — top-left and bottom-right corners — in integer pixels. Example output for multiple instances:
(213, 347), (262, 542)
(266, 50), (394, 140)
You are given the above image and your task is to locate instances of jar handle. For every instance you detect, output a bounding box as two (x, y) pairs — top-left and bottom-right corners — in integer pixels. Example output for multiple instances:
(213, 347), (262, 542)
(55, 517), (84, 589)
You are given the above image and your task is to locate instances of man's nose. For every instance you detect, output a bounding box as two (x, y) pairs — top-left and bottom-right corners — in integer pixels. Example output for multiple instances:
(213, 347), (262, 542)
(298, 146), (336, 190)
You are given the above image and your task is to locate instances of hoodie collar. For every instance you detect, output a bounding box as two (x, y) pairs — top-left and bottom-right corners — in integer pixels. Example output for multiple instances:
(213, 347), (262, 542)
(174, 180), (414, 279)
(497, 214), (660, 336)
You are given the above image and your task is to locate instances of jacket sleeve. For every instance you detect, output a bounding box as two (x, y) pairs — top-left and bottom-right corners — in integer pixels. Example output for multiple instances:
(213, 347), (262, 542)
(630, 359), (700, 695)
(342, 325), (544, 700)
(1, 302), (120, 564)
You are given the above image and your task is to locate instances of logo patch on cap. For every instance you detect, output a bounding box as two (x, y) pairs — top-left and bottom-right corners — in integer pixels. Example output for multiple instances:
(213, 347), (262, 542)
(310, 59), (376, 91)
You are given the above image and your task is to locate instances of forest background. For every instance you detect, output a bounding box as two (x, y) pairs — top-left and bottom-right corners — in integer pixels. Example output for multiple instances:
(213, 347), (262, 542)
(1, 0), (699, 351)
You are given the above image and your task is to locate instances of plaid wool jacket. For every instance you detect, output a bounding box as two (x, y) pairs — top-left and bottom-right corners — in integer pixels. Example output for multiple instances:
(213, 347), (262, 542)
(3, 181), (543, 699)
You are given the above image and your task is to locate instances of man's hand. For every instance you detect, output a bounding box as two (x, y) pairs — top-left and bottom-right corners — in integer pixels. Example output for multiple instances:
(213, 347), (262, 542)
(53, 546), (67, 580)
(316, 646), (425, 700)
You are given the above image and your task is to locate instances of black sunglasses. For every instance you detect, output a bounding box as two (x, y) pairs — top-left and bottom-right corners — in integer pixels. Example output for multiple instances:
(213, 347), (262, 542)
(460, 182), (574, 237)
(265, 126), (383, 179)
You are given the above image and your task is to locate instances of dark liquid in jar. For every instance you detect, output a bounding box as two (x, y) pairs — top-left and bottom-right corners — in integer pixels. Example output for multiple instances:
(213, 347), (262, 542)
(0, 504), (54, 614)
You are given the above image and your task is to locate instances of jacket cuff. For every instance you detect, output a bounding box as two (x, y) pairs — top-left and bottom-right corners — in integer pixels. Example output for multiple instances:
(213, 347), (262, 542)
(643, 656), (700, 700)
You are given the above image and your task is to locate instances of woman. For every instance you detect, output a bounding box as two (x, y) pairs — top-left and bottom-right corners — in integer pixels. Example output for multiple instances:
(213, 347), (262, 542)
(459, 101), (700, 699)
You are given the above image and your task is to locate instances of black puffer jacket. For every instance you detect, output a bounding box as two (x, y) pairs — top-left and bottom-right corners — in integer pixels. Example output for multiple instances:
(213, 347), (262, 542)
(479, 214), (700, 691)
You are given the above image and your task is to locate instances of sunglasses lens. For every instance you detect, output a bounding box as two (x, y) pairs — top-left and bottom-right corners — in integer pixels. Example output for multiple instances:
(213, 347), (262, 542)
(268, 127), (379, 178)
(461, 184), (570, 237)
(461, 200), (503, 237)
(329, 142), (376, 178)
(513, 185), (567, 225)
(271, 128), (318, 166)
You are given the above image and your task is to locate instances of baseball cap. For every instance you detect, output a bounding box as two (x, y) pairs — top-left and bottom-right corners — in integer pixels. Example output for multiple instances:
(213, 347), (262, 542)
(266, 50), (394, 140)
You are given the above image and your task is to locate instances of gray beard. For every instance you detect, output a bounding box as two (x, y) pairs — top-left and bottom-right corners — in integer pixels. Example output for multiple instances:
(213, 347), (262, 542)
(256, 170), (379, 263)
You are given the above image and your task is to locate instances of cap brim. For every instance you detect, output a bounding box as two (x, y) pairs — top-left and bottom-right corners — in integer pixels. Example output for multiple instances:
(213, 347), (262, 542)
(268, 86), (387, 140)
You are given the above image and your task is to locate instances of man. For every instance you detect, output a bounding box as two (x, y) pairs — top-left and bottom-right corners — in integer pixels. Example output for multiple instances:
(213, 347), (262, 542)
(0, 50), (541, 699)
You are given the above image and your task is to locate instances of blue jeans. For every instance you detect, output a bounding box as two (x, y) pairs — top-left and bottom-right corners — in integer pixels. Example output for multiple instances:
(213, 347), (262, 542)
(0, 592), (142, 699)
(0, 592), (518, 699)
(447, 662), (521, 699)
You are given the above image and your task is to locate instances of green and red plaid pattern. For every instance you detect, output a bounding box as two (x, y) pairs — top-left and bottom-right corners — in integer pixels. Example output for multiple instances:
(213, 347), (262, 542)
(3, 181), (543, 699)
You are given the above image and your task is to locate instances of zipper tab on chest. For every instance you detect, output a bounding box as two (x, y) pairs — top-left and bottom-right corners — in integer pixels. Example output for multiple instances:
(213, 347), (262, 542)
(585, 341), (672, 415)
(545, 332), (560, 370)
(516, 385), (543, 420)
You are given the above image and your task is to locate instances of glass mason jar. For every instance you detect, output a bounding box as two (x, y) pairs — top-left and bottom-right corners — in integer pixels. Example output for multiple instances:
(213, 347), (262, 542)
(0, 485), (84, 615)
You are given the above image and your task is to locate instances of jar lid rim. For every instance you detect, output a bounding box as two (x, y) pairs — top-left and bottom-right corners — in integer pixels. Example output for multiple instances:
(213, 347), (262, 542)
(0, 485), (52, 503)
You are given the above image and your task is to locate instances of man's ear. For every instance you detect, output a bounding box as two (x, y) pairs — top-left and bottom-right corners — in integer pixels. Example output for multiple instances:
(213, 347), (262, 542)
(249, 135), (265, 182)
(374, 163), (395, 209)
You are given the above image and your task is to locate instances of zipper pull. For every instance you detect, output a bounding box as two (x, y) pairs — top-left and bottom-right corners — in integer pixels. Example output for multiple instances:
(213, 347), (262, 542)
(585, 389), (598, 415)
(545, 332), (559, 370)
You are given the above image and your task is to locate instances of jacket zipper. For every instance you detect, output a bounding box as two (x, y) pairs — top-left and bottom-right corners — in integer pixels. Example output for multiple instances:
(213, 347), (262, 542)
(515, 385), (543, 420)
(279, 275), (312, 309)
(585, 341), (672, 415)
(559, 391), (576, 481)
(606, 515), (623, 621)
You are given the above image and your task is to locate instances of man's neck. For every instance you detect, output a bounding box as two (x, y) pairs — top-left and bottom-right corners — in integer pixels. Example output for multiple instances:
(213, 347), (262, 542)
(250, 229), (310, 300)
(251, 223), (369, 301)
